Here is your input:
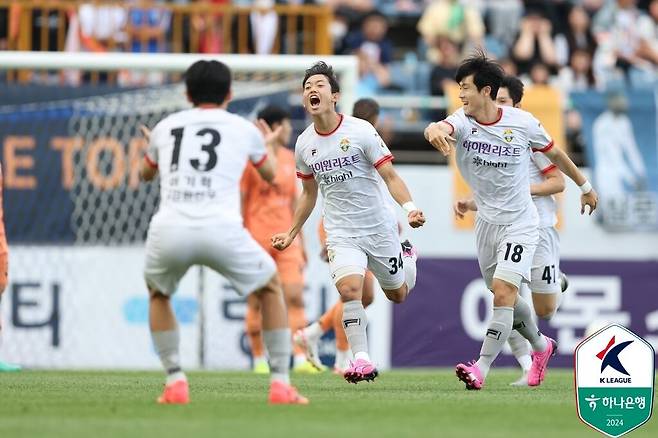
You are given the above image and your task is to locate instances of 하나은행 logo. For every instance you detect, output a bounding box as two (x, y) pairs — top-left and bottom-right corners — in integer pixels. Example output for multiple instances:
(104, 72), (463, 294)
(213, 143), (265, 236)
(575, 323), (655, 437)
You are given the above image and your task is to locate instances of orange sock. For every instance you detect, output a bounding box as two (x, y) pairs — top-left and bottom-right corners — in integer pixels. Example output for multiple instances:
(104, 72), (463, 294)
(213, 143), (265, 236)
(288, 306), (307, 356)
(245, 305), (265, 358)
(318, 302), (338, 332)
(332, 301), (349, 351)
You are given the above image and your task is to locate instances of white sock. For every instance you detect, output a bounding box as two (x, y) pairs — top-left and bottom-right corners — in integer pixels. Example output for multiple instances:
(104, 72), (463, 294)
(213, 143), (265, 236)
(334, 349), (351, 369)
(305, 322), (324, 340)
(253, 355), (268, 366)
(293, 354), (307, 367)
(354, 351), (371, 362)
(476, 306), (514, 378)
(263, 328), (291, 384)
(507, 330), (532, 373)
(402, 252), (417, 291)
(152, 329), (187, 383)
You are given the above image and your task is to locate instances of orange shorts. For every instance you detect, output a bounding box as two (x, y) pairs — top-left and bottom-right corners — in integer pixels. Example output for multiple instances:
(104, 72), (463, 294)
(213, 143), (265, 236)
(254, 235), (305, 285)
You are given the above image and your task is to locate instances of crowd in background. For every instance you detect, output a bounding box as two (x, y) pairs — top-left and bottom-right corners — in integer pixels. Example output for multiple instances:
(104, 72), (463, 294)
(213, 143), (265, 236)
(1, 0), (657, 156)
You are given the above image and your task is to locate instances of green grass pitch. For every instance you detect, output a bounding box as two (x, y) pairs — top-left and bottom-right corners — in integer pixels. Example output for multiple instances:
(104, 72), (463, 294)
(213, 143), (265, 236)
(0, 369), (655, 438)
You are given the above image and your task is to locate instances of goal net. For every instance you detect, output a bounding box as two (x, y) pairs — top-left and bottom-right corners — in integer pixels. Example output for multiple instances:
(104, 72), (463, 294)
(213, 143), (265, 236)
(0, 52), (358, 370)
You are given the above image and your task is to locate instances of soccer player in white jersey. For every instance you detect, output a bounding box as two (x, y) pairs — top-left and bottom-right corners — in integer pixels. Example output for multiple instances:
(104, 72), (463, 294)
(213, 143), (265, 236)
(454, 75), (570, 386)
(272, 62), (425, 384)
(424, 52), (598, 390)
(140, 60), (308, 405)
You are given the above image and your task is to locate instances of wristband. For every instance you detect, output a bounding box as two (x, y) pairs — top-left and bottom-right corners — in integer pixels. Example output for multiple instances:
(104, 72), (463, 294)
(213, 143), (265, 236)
(402, 201), (418, 214)
(579, 180), (592, 195)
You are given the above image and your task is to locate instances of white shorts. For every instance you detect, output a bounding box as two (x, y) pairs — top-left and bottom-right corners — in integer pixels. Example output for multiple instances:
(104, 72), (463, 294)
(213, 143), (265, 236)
(530, 226), (561, 294)
(476, 216), (538, 290)
(144, 223), (276, 296)
(326, 227), (404, 290)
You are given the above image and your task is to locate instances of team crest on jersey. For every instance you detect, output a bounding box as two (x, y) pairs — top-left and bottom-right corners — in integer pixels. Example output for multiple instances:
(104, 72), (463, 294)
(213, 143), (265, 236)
(339, 138), (350, 152)
(503, 129), (514, 143)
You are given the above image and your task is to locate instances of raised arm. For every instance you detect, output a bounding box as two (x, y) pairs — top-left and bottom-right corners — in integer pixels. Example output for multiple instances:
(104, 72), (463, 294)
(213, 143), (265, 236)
(377, 161), (425, 228)
(542, 145), (597, 214)
(424, 121), (456, 156)
(272, 177), (318, 251)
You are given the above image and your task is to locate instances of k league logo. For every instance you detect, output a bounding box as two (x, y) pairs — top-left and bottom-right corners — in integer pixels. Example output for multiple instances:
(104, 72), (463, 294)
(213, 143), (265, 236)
(575, 323), (655, 437)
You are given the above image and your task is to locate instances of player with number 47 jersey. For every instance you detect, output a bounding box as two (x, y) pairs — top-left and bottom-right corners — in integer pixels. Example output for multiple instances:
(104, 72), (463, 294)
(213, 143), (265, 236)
(424, 52), (598, 391)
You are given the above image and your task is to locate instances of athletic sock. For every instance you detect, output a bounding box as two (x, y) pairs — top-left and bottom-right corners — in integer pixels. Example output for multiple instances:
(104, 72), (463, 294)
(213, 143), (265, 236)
(513, 295), (548, 352)
(152, 329), (186, 384)
(507, 330), (532, 372)
(402, 251), (417, 291)
(304, 321), (324, 340)
(476, 306), (514, 378)
(263, 328), (291, 384)
(342, 300), (369, 361)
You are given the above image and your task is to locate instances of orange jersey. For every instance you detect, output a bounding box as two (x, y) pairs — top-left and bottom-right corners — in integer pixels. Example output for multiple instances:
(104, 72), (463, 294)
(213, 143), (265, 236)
(241, 147), (298, 244)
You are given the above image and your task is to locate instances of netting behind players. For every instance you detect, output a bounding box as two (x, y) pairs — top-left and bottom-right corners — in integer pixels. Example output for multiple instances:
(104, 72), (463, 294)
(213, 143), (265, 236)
(68, 78), (296, 244)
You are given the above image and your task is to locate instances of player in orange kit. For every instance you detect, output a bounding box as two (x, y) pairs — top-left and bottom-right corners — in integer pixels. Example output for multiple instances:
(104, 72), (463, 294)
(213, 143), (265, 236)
(241, 105), (318, 373)
(0, 166), (20, 372)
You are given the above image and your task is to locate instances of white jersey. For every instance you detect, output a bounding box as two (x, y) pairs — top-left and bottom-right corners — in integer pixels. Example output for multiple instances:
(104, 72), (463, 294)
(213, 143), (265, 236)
(529, 151), (558, 228)
(444, 106), (553, 225)
(146, 108), (267, 226)
(295, 114), (397, 237)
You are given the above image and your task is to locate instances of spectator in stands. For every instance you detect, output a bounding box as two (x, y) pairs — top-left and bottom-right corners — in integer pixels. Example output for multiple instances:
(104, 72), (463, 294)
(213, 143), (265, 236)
(484, 0), (523, 50)
(554, 5), (597, 67)
(250, 0), (278, 55)
(10, 0), (67, 52)
(511, 4), (559, 75)
(529, 61), (551, 86)
(417, 0), (484, 63)
(77, 2), (127, 53)
(593, 0), (658, 87)
(120, 0), (171, 85)
(345, 11), (393, 95)
(557, 48), (597, 92)
(499, 58), (519, 76)
(429, 36), (459, 97)
(191, 0), (229, 53)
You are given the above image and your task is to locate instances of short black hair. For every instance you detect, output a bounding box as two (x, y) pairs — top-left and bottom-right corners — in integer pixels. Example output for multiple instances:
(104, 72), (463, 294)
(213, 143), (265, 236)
(455, 50), (504, 100)
(302, 61), (340, 93)
(257, 105), (290, 128)
(352, 98), (380, 125)
(185, 60), (231, 106)
(500, 75), (524, 105)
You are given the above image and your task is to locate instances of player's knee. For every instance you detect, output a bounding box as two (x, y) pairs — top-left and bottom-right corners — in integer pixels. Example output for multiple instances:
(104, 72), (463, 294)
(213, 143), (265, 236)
(148, 287), (169, 301)
(337, 282), (361, 302)
(534, 304), (556, 320)
(383, 285), (408, 304)
(286, 292), (304, 309)
(362, 290), (375, 307)
(491, 278), (517, 306)
(255, 274), (283, 297)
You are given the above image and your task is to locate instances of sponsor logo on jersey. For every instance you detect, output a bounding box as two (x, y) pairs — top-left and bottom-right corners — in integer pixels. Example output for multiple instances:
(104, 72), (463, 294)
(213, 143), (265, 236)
(472, 156), (508, 168)
(471, 127), (478, 135)
(503, 129), (514, 143)
(339, 137), (350, 152)
(311, 148), (317, 156)
(322, 170), (354, 185)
